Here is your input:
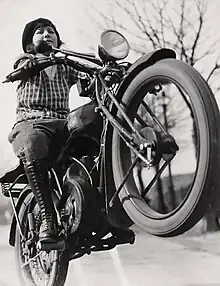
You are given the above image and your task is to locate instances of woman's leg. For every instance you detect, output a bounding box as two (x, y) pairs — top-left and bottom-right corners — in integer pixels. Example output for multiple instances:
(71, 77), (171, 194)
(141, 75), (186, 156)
(8, 119), (63, 243)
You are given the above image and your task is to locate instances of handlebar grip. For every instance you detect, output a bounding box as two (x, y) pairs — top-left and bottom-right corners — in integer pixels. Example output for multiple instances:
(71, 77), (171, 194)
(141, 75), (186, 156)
(3, 59), (56, 83)
(2, 78), (10, 83)
(3, 67), (30, 83)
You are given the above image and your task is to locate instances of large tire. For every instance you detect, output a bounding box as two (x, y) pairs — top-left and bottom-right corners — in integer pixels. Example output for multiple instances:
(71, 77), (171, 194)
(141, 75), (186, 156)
(112, 58), (220, 237)
(15, 191), (69, 286)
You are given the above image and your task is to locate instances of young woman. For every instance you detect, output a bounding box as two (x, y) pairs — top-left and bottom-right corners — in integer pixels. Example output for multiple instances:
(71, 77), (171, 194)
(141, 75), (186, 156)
(8, 18), (86, 244)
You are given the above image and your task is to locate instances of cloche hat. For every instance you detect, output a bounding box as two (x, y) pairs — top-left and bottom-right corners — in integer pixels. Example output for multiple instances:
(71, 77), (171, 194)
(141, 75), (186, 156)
(22, 18), (62, 52)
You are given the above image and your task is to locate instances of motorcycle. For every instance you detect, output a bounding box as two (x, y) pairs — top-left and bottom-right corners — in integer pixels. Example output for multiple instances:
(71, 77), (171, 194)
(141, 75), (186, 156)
(1, 29), (220, 285)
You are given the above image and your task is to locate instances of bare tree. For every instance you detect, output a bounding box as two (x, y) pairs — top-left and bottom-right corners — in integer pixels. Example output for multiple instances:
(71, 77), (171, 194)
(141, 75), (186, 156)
(87, 0), (220, 89)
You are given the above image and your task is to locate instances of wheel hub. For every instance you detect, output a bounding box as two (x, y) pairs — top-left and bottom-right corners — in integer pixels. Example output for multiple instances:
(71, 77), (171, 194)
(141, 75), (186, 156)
(138, 127), (179, 165)
(139, 127), (162, 166)
(160, 134), (179, 161)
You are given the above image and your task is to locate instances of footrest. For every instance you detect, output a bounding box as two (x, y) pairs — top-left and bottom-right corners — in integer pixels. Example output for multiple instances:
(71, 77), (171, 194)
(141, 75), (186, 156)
(111, 228), (135, 245)
(37, 239), (66, 251)
(116, 232), (135, 245)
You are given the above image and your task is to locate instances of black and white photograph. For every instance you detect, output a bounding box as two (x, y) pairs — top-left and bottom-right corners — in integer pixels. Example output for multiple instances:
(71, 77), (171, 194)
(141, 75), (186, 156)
(0, 0), (220, 285)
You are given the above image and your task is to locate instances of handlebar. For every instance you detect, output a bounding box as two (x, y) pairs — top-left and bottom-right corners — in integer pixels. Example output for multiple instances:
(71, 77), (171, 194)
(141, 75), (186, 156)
(2, 40), (105, 83)
(3, 41), (128, 92)
(36, 41), (102, 66)
(3, 55), (101, 84)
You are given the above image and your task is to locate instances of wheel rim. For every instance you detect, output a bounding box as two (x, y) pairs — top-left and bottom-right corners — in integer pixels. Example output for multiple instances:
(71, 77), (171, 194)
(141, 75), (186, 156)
(18, 203), (59, 286)
(112, 75), (209, 222)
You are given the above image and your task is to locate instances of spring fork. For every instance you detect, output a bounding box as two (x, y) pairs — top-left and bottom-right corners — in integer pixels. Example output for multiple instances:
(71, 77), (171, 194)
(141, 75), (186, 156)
(98, 73), (144, 142)
(95, 79), (134, 142)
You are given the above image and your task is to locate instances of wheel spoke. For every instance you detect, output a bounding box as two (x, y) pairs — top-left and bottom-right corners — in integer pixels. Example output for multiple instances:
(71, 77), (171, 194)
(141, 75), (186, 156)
(134, 112), (149, 128)
(21, 251), (42, 268)
(141, 160), (171, 198)
(109, 156), (139, 207)
(141, 100), (167, 134)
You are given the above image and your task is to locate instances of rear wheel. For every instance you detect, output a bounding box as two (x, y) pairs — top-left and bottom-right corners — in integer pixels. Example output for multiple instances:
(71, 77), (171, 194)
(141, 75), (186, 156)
(15, 191), (69, 286)
(112, 59), (220, 236)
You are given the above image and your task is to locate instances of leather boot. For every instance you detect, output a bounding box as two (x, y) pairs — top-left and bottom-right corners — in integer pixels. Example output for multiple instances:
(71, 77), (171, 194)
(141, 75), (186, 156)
(23, 159), (57, 243)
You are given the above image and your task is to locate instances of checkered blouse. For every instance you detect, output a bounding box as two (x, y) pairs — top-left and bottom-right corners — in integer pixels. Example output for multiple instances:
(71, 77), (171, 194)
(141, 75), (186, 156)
(16, 64), (86, 122)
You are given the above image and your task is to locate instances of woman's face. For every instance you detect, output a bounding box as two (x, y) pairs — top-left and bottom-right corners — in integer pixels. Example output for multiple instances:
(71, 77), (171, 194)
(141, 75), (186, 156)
(32, 25), (58, 49)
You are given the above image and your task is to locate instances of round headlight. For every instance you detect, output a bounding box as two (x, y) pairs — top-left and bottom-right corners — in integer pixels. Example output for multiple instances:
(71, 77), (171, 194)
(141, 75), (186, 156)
(100, 30), (130, 60)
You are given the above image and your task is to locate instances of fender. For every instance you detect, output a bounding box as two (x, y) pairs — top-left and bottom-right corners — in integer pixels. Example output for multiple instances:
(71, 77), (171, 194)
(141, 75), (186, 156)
(103, 49), (176, 228)
(9, 187), (32, 247)
(117, 48), (176, 102)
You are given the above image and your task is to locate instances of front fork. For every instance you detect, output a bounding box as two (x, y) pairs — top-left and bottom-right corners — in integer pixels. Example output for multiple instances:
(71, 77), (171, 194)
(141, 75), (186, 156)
(95, 74), (179, 207)
(96, 73), (178, 164)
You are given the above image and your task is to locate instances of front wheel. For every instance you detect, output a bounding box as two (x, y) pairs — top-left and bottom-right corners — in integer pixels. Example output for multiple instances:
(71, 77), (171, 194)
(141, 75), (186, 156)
(14, 191), (69, 286)
(112, 59), (220, 237)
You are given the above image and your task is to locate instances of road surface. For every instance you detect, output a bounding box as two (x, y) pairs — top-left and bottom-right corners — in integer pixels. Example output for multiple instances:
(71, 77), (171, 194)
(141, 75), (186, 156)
(0, 225), (220, 286)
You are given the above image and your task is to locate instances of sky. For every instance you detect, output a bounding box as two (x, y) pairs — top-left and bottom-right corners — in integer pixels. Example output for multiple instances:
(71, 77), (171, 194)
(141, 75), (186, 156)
(0, 0), (220, 176)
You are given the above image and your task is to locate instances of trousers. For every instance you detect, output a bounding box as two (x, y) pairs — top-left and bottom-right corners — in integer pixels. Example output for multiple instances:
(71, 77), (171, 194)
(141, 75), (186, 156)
(8, 118), (68, 164)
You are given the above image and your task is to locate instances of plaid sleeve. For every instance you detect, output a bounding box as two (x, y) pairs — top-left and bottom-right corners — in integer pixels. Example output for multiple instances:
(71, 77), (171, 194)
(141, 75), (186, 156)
(67, 66), (88, 86)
